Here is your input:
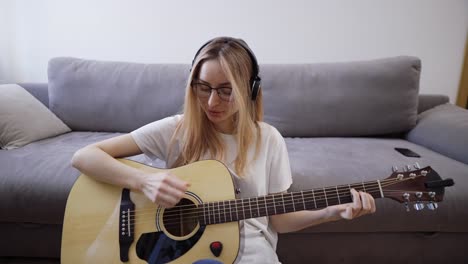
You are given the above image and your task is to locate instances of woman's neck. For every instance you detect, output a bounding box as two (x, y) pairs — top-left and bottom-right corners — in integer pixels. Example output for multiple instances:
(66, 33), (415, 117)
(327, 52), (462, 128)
(214, 125), (235, 135)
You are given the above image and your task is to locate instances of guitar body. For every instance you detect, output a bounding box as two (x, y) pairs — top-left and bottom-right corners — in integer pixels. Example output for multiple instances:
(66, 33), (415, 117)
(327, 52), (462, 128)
(61, 159), (240, 263)
(62, 158), (454, 263)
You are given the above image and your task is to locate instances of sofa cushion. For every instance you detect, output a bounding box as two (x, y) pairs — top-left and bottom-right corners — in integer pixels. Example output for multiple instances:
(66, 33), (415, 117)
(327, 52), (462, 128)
(0, 131), (160, 224)
(0, 84), (71, 150)
(285, 137), (468, 233)
(262, 56), (421, 137)
(48, 57), (189, 132)
(406, 103), (468, 165)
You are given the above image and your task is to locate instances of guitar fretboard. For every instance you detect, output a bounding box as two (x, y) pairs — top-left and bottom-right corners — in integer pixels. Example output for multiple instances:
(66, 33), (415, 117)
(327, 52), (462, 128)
(197, 181), (384, 225)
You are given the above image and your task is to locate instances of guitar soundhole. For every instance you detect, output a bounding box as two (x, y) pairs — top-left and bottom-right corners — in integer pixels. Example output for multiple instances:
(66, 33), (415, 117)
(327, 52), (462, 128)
(163, 198), (199, 237)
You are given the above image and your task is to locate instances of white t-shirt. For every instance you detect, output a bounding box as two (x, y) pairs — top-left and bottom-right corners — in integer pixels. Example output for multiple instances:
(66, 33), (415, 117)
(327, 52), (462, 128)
(131, 115), (292, 263)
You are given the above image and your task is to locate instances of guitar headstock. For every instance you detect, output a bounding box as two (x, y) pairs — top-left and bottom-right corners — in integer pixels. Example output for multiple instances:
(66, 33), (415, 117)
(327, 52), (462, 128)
(382, 163), (454, 211)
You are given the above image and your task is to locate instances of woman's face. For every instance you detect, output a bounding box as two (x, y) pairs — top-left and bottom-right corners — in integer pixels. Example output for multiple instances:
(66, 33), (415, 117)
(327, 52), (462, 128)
(195, 59), (239, 134)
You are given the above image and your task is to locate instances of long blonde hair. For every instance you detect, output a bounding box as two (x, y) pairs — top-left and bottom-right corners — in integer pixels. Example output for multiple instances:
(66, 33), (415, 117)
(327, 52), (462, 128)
(170, 37), (263, 176)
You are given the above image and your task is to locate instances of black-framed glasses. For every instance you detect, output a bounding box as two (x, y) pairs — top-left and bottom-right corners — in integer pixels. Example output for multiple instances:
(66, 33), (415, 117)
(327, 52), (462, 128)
(191, 81), (233, 102)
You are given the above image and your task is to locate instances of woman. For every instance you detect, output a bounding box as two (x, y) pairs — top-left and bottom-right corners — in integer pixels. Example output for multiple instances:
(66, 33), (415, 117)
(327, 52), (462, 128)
(72, 36), (376, 263)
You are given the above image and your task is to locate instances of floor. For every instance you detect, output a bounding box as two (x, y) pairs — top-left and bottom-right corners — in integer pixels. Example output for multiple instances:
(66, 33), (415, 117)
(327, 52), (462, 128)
(0, 258), (60, 264)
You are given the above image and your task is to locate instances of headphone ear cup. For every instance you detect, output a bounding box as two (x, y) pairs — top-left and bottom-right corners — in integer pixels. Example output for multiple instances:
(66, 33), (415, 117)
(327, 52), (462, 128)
(250, 77), (261, 101)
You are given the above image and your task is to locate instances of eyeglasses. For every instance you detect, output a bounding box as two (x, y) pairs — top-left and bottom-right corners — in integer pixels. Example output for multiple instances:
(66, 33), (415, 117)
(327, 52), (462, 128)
(191, 81), (233, 102)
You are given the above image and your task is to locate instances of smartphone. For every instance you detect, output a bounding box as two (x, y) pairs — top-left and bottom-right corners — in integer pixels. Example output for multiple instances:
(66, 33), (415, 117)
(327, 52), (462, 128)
(395, 147), (421, 158)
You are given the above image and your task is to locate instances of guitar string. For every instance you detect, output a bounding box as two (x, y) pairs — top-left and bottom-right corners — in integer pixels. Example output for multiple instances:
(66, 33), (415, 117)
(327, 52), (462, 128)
(125, 178), (422, 223)
(123, 179), (431, 227)
(128, 175), (423, 217)
(71, 189), (433, 235)
(126, 189), (430, 228)
(68, 177), (429, 231)
(68, 190), (433, 241)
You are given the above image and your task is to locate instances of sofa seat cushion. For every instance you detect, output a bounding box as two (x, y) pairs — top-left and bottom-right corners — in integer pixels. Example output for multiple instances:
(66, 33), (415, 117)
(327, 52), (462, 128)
(0, 131), (157, 224)
(285, 137), (468, 233)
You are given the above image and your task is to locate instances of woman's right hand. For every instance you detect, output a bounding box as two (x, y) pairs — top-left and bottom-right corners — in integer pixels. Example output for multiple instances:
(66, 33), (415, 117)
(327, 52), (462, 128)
(139, 172), (190, 208)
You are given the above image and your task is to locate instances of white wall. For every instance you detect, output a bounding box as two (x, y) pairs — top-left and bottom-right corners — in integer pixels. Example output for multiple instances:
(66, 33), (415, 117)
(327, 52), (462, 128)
(0, 0), (15, 83)
(2, 0), (468, 102)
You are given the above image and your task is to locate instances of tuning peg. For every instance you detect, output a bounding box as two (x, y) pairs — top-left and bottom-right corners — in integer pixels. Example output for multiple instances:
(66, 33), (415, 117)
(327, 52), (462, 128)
(413, 192), (425, 211)
(413, 202), (425, 211)
(413, 162), (421, 169)
(427, 202), (438, 210)
(392, 166), (399, 172)
(403, 193), (410, 212)
(404, 165), (411, 172)
(427, 192), (438, 210)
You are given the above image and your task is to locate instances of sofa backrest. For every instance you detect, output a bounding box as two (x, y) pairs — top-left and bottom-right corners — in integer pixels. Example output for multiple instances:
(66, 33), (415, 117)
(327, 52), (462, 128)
(261, 57), (421, 137)
(47, 56), (421, 136)
(48, 58), (188, 133)
(18, 83), (49, 107)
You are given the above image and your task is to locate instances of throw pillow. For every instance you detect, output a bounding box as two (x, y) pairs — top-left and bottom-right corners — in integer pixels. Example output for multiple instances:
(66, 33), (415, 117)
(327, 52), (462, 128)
(0, 84), (71, 150)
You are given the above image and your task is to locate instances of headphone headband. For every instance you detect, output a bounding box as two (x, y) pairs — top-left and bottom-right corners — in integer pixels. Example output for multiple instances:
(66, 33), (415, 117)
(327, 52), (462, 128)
(191, 37), (261, 101)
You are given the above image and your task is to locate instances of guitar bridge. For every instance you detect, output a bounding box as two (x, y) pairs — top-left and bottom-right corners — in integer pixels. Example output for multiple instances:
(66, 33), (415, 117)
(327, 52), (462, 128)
(119, 188), (135, 262)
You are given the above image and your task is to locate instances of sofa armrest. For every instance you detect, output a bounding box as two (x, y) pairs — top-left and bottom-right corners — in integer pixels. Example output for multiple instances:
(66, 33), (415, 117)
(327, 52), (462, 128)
(406, 103), (468, 164)
(417, 94), (449, 114)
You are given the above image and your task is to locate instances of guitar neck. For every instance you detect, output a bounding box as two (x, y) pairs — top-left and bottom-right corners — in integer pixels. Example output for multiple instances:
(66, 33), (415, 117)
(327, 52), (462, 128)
(198, 180), (384, 226)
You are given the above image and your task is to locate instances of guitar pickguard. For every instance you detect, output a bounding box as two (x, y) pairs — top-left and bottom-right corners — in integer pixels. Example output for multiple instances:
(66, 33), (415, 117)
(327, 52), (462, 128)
(136, 226), (206, 264)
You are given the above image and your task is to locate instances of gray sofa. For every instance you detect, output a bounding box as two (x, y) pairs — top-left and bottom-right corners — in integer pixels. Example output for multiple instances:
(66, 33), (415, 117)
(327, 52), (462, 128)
(1, 56), (467, 263)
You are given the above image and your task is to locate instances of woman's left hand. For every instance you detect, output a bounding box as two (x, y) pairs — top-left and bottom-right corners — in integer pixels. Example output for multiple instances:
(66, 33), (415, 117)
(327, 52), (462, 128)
(327, 188), (376, 221)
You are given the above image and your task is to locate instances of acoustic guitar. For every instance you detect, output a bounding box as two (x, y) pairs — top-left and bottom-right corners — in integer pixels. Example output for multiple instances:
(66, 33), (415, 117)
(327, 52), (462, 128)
(61, 159), (454, 263)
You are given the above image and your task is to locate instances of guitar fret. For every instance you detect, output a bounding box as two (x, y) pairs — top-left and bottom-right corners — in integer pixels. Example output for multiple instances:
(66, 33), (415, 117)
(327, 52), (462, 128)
(291, 193), (296, 211)
(291, 192), (302, 211)
(336, 186), (341, 204)
(229, 200), (237, 222)
(281, 193), (286, 213)
(263, 196), (270, 216)
(222, 201), (226, 223)
(206, 203), (209, 225)
(362, 182), (366, 192)
(282, 192), (294, 213)
(323, 187), (328, 207)
(248, 198), (253, 218)
(272, 195), (277, 214)
(241, 199), (246, 220)
(301, 191), (306, 209)
(217, 201), (221, 224)
(377, 180), (384, 198)
(235, 200), (239, 221)
(203, 203), (207, 225)
(312, 190), (317, 209)
(212, 202), (216, 224)
(210, 202), (213, 224)
(214, 202), (217, 224)
(212, 202), (215, 224)
(256, 197), (260, 217)
(228, 200), (232, 222)
(208, 202), (212, 225)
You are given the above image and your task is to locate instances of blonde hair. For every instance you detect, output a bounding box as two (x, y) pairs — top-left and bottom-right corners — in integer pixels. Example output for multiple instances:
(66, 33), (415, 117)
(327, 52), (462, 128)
(170, 37), (263, 176)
